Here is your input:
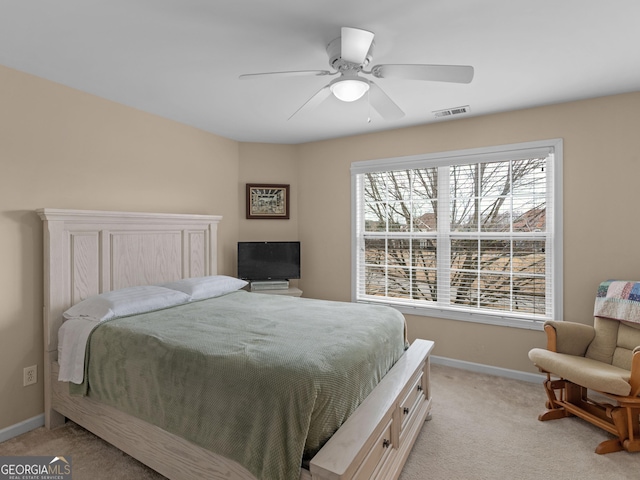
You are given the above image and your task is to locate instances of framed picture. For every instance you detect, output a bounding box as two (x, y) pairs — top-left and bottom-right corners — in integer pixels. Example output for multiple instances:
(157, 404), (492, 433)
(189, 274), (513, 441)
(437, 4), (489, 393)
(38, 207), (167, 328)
(246, 184), (290, 219)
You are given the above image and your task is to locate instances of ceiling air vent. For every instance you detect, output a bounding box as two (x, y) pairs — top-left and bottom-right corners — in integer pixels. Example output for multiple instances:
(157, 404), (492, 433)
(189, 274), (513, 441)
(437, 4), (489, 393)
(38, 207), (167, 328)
(433, 105), (470, 119)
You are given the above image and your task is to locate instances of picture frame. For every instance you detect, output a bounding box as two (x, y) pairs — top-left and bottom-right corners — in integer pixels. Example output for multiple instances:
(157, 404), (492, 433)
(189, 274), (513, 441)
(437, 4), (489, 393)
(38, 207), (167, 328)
(246, 184), (290, 219)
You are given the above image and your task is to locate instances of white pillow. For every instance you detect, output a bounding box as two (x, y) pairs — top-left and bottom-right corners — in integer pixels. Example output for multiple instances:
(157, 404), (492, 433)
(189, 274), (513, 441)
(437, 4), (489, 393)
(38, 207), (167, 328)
(62, 285), (191, 322)
(161, 275), (248, 301)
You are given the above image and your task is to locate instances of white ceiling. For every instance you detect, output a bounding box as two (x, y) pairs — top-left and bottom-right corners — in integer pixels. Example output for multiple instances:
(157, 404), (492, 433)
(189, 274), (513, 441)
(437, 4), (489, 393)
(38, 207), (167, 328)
(1, 1), (639, 144)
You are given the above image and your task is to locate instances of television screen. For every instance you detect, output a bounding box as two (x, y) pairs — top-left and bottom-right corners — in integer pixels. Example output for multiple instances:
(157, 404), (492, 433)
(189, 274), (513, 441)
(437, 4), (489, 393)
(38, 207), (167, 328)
(237, 241), (300, 281)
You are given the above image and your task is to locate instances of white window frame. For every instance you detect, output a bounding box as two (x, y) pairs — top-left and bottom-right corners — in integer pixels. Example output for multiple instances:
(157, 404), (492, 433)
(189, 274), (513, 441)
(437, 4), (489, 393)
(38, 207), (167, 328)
(351, 139), (563, 330)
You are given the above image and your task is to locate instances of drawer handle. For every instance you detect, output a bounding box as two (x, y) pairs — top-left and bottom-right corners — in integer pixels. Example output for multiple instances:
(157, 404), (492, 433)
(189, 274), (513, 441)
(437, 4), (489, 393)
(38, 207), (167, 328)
(417, 384), (423, 392)
(403, 407), (410, 415)
(382, 439), (390, 448)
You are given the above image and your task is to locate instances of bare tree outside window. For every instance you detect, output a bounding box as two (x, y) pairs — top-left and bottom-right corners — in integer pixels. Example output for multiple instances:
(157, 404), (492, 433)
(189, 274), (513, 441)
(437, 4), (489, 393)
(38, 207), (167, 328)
(360, 157), (547, 316)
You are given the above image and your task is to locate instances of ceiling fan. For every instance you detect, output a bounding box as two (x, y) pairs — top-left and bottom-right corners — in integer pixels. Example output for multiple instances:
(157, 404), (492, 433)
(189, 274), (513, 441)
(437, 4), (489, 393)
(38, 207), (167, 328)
(239, 27), (474, 121)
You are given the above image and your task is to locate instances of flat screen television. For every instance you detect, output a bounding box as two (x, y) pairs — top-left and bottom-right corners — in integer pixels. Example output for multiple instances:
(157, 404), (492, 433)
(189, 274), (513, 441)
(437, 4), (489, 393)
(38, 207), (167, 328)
(237, 241), (301, 281)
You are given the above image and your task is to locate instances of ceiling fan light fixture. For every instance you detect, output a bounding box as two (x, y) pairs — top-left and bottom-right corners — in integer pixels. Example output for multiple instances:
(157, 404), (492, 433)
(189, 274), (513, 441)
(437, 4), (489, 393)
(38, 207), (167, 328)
(330, 78), (369, 102)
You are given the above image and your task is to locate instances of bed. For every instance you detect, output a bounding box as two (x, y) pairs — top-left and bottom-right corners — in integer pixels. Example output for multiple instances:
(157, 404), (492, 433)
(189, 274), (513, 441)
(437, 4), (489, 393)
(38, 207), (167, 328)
(37, 208), (434, 480)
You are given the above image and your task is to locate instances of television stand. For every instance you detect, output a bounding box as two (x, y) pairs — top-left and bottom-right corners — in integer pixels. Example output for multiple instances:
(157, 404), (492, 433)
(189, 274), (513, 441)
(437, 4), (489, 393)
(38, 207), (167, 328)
(250, 280), (290, 291)
(252, 287), (302, 297)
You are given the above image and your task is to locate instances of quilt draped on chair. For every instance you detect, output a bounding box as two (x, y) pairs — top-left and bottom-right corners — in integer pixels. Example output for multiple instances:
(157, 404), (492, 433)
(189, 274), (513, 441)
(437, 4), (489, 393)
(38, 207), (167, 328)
(594, 280), (640, 324)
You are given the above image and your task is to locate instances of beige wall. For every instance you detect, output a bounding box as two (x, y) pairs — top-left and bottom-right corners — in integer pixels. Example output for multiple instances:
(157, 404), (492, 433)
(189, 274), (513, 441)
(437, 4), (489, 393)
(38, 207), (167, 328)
(297, 92), (640, 374)
(238, 142), (299, 242)
(3, 59), (640, 434)
(0, 65), (242, 431)
(237, 142), (300, 287)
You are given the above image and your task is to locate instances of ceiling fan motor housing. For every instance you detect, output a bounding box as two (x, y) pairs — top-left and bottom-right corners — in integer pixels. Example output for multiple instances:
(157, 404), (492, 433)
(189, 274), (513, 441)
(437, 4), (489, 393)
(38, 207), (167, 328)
(327, 36), (374, 71)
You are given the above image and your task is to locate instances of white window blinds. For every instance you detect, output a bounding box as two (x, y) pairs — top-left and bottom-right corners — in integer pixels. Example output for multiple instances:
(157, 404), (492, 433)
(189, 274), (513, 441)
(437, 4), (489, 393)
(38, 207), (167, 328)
(351, 139), (563, 329)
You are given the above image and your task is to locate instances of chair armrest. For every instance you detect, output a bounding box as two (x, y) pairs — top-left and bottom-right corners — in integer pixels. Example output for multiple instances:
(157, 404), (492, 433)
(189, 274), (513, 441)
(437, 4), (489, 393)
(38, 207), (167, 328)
(543, 320), (595, 356)
(630, 350), (640, 397)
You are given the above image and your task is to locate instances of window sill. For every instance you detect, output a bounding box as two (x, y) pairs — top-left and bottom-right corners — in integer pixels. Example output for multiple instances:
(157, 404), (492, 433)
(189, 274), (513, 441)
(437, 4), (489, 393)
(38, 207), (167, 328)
(356, 298), (547, 331)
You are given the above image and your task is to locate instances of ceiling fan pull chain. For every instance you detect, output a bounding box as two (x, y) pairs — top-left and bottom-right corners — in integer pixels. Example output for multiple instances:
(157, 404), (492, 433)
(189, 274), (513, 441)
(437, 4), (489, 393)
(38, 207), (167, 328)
(367, 89), (372, 123)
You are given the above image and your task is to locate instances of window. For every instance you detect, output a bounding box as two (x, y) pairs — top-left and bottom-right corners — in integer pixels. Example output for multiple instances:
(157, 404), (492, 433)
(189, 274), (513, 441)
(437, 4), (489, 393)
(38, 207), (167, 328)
(351, 139), (562, 329)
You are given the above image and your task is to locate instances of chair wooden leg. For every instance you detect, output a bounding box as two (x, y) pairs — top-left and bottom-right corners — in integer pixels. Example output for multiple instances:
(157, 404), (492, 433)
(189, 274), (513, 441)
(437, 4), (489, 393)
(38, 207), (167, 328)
(622, 407), (640, 452)
(592, 406), (626, 454)
(595, 404), (640, 454)
(539, 408), (569, 421)
(538, 378), (571, 421)
(595, 439), (624, 454)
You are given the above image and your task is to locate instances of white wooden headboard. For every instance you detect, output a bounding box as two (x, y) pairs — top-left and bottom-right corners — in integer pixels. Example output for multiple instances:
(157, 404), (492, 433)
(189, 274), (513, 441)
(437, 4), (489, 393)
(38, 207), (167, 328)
(37, 209), (222, 356)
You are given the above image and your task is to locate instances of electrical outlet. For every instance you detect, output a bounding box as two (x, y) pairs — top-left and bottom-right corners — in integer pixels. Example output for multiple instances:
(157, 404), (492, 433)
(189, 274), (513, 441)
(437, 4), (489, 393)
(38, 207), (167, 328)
(23, 365), (37, 386)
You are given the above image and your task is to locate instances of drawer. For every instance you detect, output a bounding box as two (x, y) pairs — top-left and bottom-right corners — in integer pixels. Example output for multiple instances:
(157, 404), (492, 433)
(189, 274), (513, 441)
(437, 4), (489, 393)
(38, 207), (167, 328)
(400, 370), (424, 431)
(352, 419), (394, 480)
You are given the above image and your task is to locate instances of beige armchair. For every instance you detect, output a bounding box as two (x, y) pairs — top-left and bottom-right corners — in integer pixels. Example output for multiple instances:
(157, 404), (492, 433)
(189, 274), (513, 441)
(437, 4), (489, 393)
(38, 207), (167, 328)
(529, 317), (640, 454)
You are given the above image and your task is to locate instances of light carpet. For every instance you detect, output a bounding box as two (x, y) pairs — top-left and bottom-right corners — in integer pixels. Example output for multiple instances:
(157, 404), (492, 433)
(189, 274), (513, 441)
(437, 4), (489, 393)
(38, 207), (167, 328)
(1, 364), (638, 479)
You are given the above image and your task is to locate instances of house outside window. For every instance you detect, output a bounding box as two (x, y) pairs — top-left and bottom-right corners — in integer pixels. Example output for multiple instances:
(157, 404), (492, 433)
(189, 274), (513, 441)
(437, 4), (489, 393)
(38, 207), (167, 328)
(351, 139), (563, 330)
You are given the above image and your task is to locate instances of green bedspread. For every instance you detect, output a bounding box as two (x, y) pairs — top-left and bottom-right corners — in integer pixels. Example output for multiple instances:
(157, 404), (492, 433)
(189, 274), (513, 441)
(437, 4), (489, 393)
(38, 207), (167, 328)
(76, 290), (406, 480)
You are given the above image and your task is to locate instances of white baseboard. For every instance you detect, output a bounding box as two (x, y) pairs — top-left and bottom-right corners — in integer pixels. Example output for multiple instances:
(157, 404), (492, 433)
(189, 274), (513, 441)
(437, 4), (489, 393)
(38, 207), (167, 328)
(431, 355), (546, 384)
(0, 414), (44, 443)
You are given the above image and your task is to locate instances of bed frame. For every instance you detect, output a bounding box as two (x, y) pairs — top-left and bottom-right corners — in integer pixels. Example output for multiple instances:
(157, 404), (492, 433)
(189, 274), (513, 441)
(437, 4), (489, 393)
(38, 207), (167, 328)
(37, 208), (434, 480)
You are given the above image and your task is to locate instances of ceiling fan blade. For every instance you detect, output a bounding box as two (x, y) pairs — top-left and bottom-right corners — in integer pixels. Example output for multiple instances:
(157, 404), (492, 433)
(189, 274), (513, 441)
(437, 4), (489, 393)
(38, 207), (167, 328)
(372, 64), (474, 84)
(341, 27), (374, 65)
(288, 85), (332, 120)
(368, 82), (404, 120)
(239, 70), (334, 80)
